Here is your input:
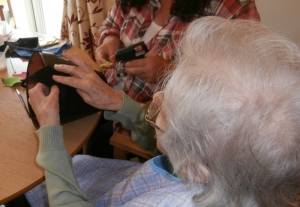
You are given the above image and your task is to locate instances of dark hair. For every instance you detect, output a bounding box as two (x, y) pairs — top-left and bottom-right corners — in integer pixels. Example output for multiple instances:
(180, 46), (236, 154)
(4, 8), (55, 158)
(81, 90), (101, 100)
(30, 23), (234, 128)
(116, 0), (148, 12)
(116, 0), (212, 21)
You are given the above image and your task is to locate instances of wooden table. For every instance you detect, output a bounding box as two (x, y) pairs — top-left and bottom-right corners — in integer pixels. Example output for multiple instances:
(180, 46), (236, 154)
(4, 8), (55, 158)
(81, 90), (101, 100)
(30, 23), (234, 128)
(0, 56), (101, 204)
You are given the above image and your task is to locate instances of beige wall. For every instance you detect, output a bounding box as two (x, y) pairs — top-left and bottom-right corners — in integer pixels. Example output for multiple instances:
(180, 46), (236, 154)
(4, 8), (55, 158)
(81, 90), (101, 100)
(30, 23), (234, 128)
(256, 0), (300, 46)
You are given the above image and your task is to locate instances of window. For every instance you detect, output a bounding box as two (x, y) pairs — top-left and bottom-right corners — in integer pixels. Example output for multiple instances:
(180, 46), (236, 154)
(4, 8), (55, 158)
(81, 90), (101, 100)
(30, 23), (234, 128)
(10, 0), (63, 37)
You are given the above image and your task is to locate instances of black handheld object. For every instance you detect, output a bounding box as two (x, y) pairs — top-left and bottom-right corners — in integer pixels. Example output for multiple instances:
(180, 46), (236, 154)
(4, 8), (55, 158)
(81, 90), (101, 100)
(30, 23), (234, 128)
(25, 52), (106, 129)
(115, 41), (148, 61)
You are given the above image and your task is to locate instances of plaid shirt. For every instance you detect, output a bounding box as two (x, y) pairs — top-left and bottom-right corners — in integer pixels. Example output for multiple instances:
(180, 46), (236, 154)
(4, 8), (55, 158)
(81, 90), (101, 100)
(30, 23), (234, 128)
(98, 0), (260, 135)
(209, 0), (260, 20)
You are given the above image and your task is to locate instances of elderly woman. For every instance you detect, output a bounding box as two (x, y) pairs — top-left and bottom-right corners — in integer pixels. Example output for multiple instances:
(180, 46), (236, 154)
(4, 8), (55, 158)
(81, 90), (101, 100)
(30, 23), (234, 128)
(89, 0), (261, 158)
(25, 16), (300, 206)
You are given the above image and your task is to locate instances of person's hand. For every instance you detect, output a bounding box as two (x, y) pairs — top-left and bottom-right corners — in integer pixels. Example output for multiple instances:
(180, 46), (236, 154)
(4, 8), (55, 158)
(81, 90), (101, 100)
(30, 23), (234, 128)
(95, 35), (120, 63)
(28, 83), (60, 126)
(124, 51), (171, 83)
(53, 52), (123, 111)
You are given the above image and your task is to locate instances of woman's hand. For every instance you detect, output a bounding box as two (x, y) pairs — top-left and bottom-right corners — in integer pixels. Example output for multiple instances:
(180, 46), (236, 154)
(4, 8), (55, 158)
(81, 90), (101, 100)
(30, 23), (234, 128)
(95, 35), (121, 63)
(124, 51), (171, 83)
(53, 52), (123, 111)
(28, 83), (60, 126)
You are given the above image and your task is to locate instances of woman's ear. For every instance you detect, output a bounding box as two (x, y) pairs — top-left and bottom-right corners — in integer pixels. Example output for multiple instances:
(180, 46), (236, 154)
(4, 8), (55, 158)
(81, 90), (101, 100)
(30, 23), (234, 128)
(179, 162), (211, 183)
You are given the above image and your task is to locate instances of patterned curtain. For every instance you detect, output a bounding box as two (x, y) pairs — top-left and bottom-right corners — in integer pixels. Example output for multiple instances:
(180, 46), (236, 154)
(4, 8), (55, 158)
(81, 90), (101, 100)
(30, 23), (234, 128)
(60, 0), (113, 61)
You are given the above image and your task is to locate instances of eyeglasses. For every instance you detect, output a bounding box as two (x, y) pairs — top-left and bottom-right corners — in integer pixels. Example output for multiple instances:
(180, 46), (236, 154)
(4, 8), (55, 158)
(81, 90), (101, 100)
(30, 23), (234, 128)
(145, 91), (165, 133)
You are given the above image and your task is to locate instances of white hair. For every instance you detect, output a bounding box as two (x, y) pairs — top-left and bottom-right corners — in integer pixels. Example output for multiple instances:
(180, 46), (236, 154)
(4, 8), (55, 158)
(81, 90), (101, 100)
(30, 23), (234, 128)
(160, 16), (300, 207)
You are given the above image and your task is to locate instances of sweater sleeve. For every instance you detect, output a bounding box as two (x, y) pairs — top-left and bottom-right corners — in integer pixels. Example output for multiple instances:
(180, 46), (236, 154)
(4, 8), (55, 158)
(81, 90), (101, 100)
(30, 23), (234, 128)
(103, 92), (159, 155)
(36, 125), (94, 207)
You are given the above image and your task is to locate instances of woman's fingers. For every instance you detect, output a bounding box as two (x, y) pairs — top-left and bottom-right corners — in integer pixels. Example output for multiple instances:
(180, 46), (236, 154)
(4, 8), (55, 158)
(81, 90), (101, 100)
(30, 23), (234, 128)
(54, 64), (85, 79)
(49, 85), (59, 99)
(53, 68), (103, 96)
(52, 74), (82, 89)
(29, 83), (47, 101)
(62, 52), (95, 73)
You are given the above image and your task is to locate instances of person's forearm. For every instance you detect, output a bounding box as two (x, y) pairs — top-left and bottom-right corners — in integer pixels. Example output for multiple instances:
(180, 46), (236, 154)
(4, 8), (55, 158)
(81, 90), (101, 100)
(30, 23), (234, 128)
(104, 93), (157, 153)
(36, 126), (93, 207)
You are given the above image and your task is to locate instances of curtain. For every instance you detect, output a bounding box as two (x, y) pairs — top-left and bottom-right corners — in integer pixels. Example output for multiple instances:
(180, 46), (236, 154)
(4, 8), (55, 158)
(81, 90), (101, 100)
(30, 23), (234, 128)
(60, 0), (113, 60)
